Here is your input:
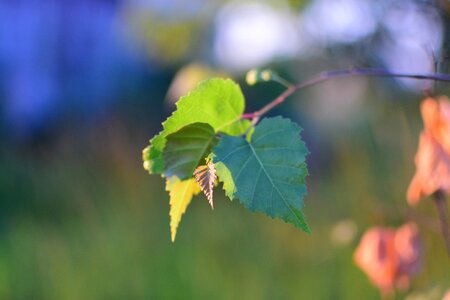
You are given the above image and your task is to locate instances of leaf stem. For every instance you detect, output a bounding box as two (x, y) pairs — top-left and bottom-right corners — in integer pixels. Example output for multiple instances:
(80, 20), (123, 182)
(243, 68), (450, 122)
(433, 190), (450, 258)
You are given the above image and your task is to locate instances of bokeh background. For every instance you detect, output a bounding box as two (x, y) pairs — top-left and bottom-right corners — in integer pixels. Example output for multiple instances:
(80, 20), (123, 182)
(1, 0), (450, 299)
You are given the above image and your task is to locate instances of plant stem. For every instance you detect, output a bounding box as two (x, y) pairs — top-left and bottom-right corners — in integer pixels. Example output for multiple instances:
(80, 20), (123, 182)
(243, 68), (450, 122)
(433, 190), (450, 258)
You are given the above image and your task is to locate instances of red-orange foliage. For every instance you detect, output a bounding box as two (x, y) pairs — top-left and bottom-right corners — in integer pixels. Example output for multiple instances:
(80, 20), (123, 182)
(354, 223), (422, 295)
(407, 96), (450, 205)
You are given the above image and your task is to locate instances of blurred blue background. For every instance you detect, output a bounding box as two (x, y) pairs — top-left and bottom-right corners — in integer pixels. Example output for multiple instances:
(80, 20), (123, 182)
(0, 0), (449, 299)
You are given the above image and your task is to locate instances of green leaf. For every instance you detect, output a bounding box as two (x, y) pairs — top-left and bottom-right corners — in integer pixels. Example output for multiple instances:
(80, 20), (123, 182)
(142, 136), (164, 173)
(166, 177), (201, 242)
(212, 117), (310, 232)
(143, 78), (251, 174)
(163, 123), (218, 180)
(214, 161), (235, 199)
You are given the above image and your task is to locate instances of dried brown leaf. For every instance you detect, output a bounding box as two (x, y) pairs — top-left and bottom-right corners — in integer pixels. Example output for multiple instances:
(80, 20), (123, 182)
(193, 161), (217, 209)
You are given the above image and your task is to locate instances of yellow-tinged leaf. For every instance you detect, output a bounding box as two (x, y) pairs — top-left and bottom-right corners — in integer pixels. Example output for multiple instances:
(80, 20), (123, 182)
(143, 78), (251, 174)
(193, 161), (217, 209)
(166, 177), (200, 242)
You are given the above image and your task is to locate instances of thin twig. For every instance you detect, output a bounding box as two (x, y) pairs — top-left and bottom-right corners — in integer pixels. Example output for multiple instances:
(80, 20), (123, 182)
(433, 190), (450, 258)
(374, 202), (441, 233)
(243, 68), (450, 122)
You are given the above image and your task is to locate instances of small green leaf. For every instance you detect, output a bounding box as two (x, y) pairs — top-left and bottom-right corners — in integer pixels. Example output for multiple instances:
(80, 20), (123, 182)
(143, 78), (251, 174)
(143, 134), (165, 173)
(214, 161), (236, 199)
(163, 123), (218, 180)
(212, 117), (310, 232)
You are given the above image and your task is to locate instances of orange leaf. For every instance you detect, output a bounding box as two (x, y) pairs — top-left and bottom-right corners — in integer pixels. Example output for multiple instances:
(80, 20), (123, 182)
(407, 96), (450, 204)
(354, 223), (422, 294)
(354, 227), (398, 294)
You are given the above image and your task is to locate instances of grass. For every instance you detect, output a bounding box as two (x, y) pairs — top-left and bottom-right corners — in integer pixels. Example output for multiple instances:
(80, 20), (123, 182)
(0, 97), (448, 299)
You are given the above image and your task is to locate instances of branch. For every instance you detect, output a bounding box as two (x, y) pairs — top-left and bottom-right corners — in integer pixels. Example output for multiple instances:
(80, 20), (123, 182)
(243, 68), (450, 122)
(433, 190), (450, 258)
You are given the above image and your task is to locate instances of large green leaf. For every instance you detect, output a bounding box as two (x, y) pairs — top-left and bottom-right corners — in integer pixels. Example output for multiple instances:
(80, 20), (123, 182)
(143, 78), (251, 174)
(212, 117), (310, 232)
(163, 123), (218, 180)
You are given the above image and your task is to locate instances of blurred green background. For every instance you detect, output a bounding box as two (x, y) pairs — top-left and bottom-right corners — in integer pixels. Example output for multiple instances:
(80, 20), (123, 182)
(0, 0), (449, 299)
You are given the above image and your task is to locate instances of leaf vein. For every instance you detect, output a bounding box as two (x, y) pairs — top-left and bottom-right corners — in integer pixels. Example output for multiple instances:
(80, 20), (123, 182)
(248, 145), (302, 227)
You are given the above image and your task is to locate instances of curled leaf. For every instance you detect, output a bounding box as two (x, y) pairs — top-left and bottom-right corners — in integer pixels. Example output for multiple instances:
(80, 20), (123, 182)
(194, 161), (217, 209)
